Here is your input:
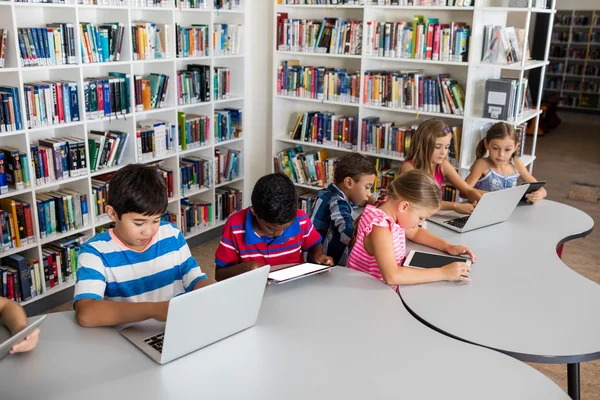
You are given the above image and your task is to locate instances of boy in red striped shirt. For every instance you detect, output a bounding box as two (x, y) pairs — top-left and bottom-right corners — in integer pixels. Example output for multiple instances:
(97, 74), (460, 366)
(215, 173), (333, 281)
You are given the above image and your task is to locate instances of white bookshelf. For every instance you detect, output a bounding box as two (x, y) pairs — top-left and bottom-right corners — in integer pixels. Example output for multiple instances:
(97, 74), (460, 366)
(271, 0), (554, 194)
(0, 0), (247, 306)
(545, 9), (600, 111)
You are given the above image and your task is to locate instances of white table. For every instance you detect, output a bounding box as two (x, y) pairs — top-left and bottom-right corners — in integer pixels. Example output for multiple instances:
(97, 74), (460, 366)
(0, 268), (569, 400)
(402, 200), (597, 400)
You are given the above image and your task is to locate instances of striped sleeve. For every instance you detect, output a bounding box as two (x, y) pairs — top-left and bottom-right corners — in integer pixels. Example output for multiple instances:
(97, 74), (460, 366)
(73, 244), (107, 303)
(299, 211), (322, 250)
(176, 230), (207, 291)
(330, 198), (354, 245)
(215, 217), (241, 268)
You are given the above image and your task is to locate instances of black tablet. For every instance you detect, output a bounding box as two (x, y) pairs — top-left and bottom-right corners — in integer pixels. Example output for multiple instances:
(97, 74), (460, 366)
(520, 181), (546, 202)
(403, 251), (471, 269)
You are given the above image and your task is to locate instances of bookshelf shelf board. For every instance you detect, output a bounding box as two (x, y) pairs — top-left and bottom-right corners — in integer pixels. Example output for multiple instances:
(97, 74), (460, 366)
(77, 4), (128, 10)
(39, 226), (93, 246)
(90, 164), (126, 178)
(544, 88), (561, 92)
(177, 101), (212, 111)
(275, 4), (364, 9)
(367, 5), (474, 10)
(131, 58), (175, 64)
(215, 137), (244, 146)
(177, 56), (211, 61)
(358, 150), (405, 162)
(276, 51), (362, 60)
(131, 5), (176, 10)
(477, 6), (555, 14)
(0, 129), (27, 138)
(0, 68), (20, 73)
(361, 104), (465, 120)
(183, 220), (226, 240)
(178, 7), (211, 12)
(138, 151), (178, 165)
(80, 61), (132, 68)
(474, 109), (542, 126)
(549, 57), (567, 61)
(13, 2), (73, 8)
(569, 59), (600, 63)
(562, 90), (583, 94)
(213, 95), (244, 104)
(167, 196), (178, 203)
(0, 186), (32, 201)
(21, 64), (80, 71)
(558, 105), (599, 111)
(214, 54), (245, 59)
(34, 175), (89, 191)
(135, 107), (176, 116)
(275, 94), (360, 108)
(181, 186), (212, 199)
(23, 280), (76, 306)
(365, 56), (468, 66)
(87, 114), (133, 123)
(213, 8), (244, 14)
(276, 137), (354, 154)
(179, 145), (212, 156)
(27, 121), (85, 134)
(477, 60), (548, 71)
(294, 182), (322, 191)
(0, 242), (39, 260)
(215, 176), (244, 188)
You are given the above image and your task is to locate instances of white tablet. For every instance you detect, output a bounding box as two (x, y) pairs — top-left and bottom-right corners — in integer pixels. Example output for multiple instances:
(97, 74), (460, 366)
(268, 263), (335, 284)
(0, 314), (46, 361)
(403, 250), (471, 269)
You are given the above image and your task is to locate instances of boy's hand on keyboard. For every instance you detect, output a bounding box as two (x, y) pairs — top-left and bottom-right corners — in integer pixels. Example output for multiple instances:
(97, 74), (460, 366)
(152, 301), (170, 322)
(441, 262), (471, 282)
(446, 245), (477, 263)
(454, 202), (475, 215)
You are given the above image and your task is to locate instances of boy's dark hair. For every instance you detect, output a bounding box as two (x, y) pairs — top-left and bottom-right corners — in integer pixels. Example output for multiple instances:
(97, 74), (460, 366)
(108, 164), (168, 218)
(251, 173), (298, 225)
(334, 153), (377, 184)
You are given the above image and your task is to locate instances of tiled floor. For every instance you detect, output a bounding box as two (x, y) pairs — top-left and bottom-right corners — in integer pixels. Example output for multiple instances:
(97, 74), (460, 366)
(51, 111), (600, 397)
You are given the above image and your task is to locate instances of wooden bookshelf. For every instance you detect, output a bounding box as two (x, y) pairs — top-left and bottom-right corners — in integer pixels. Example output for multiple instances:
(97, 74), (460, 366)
(545, 9), (600, 112)
(272, 0), (553, 193)
(0, 0), (247, 306)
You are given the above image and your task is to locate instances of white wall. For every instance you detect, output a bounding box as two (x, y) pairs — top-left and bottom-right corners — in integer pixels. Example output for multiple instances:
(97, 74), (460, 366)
(243, 2), (274, 205)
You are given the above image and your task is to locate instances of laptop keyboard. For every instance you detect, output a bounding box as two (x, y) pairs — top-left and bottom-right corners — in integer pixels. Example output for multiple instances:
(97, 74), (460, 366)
(144, 333), (164, 353)
(444, 216), (470, 229)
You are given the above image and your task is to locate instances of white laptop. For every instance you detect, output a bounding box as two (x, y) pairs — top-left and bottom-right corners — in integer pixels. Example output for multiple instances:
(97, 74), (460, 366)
(120, 266), (269, 364)
(428, 184), (529, 233)
(0, 315), (46, 361)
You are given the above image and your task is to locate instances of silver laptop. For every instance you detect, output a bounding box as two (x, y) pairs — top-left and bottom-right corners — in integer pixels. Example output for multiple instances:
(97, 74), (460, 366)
(428, 184), (529, 233)
(120, 266), (269, 364)
(0, 315), (46, 361)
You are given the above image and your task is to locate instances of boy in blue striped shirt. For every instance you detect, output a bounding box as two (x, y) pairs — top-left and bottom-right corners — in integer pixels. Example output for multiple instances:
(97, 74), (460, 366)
(74, 164), (214, 327)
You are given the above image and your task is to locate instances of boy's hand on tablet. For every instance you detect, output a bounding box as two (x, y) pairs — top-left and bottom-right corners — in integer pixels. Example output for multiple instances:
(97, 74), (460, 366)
(446, 244), (477, 263)
(441, 262), (471, 282)
(10, 328), (40, 354)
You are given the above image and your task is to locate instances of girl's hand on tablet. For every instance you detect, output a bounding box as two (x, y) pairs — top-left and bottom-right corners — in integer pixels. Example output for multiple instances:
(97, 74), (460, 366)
(441, 262), (471, 282)
(445, 245), (477, 263)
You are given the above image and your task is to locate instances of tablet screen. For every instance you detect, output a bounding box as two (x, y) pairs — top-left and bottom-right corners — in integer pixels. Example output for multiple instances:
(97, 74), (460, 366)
(405, 252), (468, 269)
(268, 263), (331, 282)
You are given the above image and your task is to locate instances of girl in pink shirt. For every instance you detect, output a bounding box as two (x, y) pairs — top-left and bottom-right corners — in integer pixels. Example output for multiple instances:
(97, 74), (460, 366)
(400, 118), (481, 215)
(347, 170), (476, 289)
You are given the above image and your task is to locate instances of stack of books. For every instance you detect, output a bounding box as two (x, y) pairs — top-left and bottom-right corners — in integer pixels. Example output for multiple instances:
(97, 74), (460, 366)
(134, 73), (169, 111)
(180, 156), (214, 196)
(88, 130), (130, 172)
(274, 146), (338, 188)
(178, 112), (210, 150)
(363, 71), (465, 116)
(42, 235), (81, 286)
(214, 108), (243, 143)
(361, 118), (415, 158)
(79, 22), (125, 64)
(0, 197), (35, 251)
(84, 73), (131, 119)
(364, 18), (470, 63)
(36, 190), (89, 237)
(0, 254), (43, 303)
(136, 119), (176, 160)
(0, 147), (30, 192)
(481, 26), (530, 65)
(215, 187), (243, 222)
(213, 24), (243, 56)
(176, 25), (209, 58)
(0, 86), (23, 132)
(276, 16), (362, 56)
(177, 65), (211, 105)
(23, 81), (81, 128)
(214, 66), (231, 100)
(30, 137), (87, 184)
(131, 21), (169, 60)
(180, 198), (213, 236)
(17, 24), (77, 67)
(289, 112), (358, 150)
(214, 148), (241, 184)
(277, 61), (360, 103)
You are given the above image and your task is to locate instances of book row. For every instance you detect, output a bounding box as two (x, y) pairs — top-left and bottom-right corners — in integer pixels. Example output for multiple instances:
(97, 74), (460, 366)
(0, 148), (30, 193)
(18, 25), (77, 67)
(482, 26), (529, 65)
(80, 22), (125, 64)
(289, 112), (358, 151)
(0, 198), (35, 250)
(274, 146), (338, 188)
(278, 0), (473, 5)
